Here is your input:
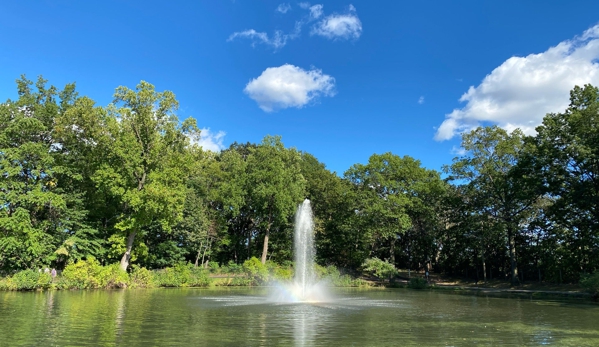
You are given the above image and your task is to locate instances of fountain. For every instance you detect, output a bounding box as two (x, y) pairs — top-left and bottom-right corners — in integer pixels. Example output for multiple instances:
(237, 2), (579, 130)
(270, 199), (330, 303)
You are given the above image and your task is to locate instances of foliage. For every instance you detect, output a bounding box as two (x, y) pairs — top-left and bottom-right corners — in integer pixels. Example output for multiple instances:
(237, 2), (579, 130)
(154, 262), (210, 287)
(11, 269), (52, 290)
(362, 258), (397, 280)
(580, 273), (599, 296)
(243, 257), (269, 285)
(408, 277), (428, 289)
(60, 258), (104, 289)
(2, 76), (599, 289)
(129, 265), (156, 288)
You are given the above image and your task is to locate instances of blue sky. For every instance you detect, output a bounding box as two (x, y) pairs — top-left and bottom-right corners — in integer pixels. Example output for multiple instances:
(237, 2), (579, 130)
(2, 1), (599, 175)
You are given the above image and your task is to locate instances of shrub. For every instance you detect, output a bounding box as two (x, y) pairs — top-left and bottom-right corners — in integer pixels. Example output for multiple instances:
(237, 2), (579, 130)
(155, 262), (211, 287)
(61, 258), (104, 289)
(580, 272), (599, 297)
(272, 266), (293, 281)
(189, 268), (211, 287)
(208, 261), (220, 273)
(362, 258), (397, 280)
(226, 261), (243, 274)
(12, 270), (40, 290)
(98, 264), (129, 289)
(37, 272), (52, 289)
(156, 262), (191, 287)
(129, 266), (156, 288)
(0, 277), (15, 291)
(243, 257), (269, 285)
(408, 277), (428, 290)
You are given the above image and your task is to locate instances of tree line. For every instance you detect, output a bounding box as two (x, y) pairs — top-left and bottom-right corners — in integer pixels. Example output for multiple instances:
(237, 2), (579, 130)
(1, 76), (598, 285)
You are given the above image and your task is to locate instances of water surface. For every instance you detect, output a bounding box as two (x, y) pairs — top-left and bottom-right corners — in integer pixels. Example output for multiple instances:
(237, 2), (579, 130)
(1, 288), (598, 346)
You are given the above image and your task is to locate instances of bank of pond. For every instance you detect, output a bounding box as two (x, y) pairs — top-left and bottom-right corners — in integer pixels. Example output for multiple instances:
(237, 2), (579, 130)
(2, 258), (598, 303)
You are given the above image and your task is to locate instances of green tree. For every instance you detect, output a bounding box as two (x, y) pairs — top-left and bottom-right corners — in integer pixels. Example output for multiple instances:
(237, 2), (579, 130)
(531, 84), (599, 276)
(246, 136), (305, 264)
(93, 81), (197, 271)
(0, 76), (97, 272)
(345, 153), (442, 267)
(445, 126), (539, 284)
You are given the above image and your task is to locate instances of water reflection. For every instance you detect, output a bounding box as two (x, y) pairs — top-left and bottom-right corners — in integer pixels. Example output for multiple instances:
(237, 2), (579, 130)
(2, 288), (599, 346)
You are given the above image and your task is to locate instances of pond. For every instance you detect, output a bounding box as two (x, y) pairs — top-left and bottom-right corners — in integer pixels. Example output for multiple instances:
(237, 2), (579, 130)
(1, 288), (598, 346)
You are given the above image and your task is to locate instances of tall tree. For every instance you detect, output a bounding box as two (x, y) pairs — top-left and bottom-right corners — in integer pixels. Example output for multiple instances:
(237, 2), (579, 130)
(246, 136), (305, 264)
(532, 84), (599, 275)
(445, 126), (539, 284)
(345, 153), (442, 265)
(93, 81), (197, 271)
(0, 76), (97, 272)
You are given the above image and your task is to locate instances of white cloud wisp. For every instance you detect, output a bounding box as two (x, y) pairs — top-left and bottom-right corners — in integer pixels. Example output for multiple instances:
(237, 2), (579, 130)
(227, 29), (294, 50)
(435, 24), (599, 141)
(311, 4), (362, 40)
(244, 64), (336, 112)
(276, 3), (291, 14)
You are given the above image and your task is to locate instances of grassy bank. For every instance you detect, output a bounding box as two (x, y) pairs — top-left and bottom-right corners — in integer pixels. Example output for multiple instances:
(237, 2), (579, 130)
(0, 257), (369, 291)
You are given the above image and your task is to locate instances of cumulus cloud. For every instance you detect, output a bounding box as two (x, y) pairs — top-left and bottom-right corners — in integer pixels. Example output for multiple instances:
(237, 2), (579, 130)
(418, 96), (425, 104)
(435, 24), (599, 141)
(197, 128), (226, 152)
(276, 3), (291, 13)
(311, 4), (362, 40)
(244, 64), (336, 112)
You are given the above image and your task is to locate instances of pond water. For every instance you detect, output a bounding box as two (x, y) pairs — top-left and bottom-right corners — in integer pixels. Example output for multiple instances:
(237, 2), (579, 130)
(1, 288), (598, 346)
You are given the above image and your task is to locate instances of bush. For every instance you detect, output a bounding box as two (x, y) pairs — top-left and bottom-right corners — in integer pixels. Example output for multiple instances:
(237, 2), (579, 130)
(208, 261), (220, 273)
(0, 277), (15, 291)
(362, 258), (397, 280)
(580, 273), (599, 296)
(12, 270), (40, 290)
(408, 277), (428, 289)
(37, 272), (52, 289)
(129, 266), (156, 288)
(243, 257), (269, 285)
(98, 264), (129, 289)
(271, 266), (293, 281)
(61, 258), (104, 289)
(226, 261), (243, 274)
(155, 262), (211, 287)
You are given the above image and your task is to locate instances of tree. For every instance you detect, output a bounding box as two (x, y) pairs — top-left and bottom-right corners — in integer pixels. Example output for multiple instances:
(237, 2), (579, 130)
(246, 136), (305, 264)
(0, 76), (98, 272)
(445, 126), (539, 284)
(531, 84), (599, 276)
(93, 81), (197, 271)
(345, 153), (443, 267)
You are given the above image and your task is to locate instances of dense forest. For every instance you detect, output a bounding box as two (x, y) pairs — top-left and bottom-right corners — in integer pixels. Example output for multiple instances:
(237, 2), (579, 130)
(1, 76), (598, 286)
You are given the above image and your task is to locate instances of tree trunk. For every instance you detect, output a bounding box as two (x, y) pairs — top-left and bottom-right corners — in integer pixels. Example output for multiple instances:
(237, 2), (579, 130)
(389, 238), (396, 265)
(195, 240), (204, 267)
(261, 226), (270, 264)
(261, 203), (273, 265)
(482, 254), (487, 282)
(119, 231), (137, 271)
(507, 224), (519, 285)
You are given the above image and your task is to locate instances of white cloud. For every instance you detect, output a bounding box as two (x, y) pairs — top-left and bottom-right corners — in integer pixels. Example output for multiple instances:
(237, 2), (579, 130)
(276, 3), (291, 13)
(244, 64), (336, 112)
(311, 5), (362, 40)
(197, 128), (226, 152)
(227, 29), (292, 50)
(418, 96), (425, 104)
(298, 2), (311, 9)
(435, 24), (599, 141)
(451, 146), (467, 156)
(309, 4), (323, 19)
